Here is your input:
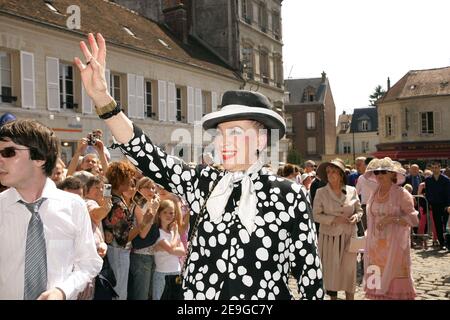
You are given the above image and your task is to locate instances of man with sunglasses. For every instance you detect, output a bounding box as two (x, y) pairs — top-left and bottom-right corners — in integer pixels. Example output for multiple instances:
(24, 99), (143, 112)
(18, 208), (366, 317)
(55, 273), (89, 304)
(0, 119), (103, 299)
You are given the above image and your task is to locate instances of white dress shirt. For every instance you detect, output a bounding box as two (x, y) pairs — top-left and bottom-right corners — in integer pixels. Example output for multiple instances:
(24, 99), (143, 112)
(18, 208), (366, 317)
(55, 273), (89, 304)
(356, 174), (378, 205)
(0, 178), (103, 300)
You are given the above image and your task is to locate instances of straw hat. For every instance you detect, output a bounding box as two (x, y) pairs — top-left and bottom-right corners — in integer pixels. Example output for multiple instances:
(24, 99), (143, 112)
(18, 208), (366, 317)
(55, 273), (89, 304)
(316, 158), (346, 185)
(363, 157), (406, 185)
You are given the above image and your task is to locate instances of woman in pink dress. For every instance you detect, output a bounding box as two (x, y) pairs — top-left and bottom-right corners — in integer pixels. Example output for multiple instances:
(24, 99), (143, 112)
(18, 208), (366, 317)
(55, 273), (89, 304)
(363, 158), (419, 300)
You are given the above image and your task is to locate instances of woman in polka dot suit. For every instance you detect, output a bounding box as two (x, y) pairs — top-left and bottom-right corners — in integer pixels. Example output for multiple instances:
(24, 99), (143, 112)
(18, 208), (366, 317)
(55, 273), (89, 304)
(75, 33), (324, 300)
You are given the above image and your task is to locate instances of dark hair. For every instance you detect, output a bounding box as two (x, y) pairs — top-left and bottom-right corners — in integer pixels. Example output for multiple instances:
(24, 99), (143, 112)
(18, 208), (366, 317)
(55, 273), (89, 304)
(57, 176), (83, 191)
(0, 119), (59, 176)
(282, 163), (296, 177)
(85, 175), (106, 194)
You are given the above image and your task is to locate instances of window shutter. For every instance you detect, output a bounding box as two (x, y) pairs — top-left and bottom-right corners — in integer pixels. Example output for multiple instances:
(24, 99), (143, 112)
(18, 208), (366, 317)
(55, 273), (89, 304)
(127, 73), (137, 118)
(187, 86), (194, 124)
(158, 80), (167, 121)
(105, 69), (111, 93)
(46, 57), (60, 111)
(434, 111), (441, 135)
(81, 83), (93, 114)
(167, 82), (176, 122)
(211, 91), (218, 112)
(412, 111), (419, 135)
(195, 88), (202, 122)
(20, 51), (36, 109)
(392, 115), (397, 136)
(136, 75), (145, 119)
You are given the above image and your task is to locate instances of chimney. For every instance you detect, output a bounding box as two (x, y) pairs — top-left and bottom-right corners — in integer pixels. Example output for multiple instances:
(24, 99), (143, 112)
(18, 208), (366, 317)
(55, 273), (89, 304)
(162, 0), (189, 44)
(387, 77), (391, 91)
(321, 71), (326, 83)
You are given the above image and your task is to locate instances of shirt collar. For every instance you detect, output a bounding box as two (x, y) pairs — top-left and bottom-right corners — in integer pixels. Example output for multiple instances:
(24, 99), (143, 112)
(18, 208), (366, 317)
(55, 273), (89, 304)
(5, 178), (59, 206)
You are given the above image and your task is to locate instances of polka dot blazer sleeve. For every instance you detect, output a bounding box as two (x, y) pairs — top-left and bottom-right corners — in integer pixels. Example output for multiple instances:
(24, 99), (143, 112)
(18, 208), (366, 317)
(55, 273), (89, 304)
(117, 124), (218, 214)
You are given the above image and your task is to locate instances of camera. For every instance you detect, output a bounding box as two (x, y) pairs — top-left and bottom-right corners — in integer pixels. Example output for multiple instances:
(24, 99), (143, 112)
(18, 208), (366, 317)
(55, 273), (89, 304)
(103, 184), (112, 197)
(132, 190), (148, 211)
(87, 133), (97, 146)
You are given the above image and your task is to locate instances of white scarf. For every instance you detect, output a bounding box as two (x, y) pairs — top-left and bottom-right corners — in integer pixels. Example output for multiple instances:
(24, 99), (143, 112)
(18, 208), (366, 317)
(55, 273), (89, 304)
(206, 160), (264, 235)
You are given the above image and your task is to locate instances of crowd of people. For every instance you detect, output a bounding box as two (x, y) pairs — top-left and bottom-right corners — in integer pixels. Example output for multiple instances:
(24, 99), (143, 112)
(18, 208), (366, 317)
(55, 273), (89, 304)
(0, 32), (448, 301)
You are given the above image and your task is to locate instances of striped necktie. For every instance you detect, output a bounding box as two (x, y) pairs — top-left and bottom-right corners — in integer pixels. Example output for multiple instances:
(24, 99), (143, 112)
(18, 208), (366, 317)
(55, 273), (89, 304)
(18, 198), (47, 300)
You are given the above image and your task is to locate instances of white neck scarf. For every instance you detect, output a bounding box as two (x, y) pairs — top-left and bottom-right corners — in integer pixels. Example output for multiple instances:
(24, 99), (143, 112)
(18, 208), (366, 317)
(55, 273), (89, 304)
(206, 160), (264, 235)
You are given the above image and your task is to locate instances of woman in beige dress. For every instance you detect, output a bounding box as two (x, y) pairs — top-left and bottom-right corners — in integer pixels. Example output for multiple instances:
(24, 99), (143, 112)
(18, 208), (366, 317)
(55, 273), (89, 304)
(313, 159), (363, 300)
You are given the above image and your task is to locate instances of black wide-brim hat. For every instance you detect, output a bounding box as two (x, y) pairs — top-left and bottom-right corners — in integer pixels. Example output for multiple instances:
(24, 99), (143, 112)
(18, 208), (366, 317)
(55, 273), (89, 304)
(202, 90), (286, 139)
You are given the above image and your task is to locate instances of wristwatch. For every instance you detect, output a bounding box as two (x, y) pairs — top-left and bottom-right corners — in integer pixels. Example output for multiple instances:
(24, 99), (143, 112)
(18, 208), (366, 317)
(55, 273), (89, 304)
(95, 100), (121, 119)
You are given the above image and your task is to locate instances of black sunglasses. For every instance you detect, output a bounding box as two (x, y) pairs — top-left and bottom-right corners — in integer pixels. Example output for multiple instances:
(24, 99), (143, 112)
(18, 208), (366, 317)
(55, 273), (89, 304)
(374, 170), (388, 175)
(0, 147), (30, 158)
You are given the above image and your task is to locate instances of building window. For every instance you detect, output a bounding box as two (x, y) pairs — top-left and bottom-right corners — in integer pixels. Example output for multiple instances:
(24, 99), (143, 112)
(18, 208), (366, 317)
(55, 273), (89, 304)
(242, 46), (254, 80)
(241, 0), (252, 23)
(258, 2), (268, 32)
(145, 80), (153, 118)
(306, 112), (316, 130)
(0, 51), (13, 103)
(176, 87), (182, 121)
(272, 11), (280, 39)
(273, 56), (283, 88)
(59, 63), (74, 109)
(286, 116), (293, 133)
(385, 115), (393, 136)
(259, 50), (269, 83)
(420, 112), (434, 134)
(110, 73), (121, 106)
(361, 141), (369, 153)
(343, 142), (351, 154)
(341, 122), (349, 131)
(359, 119), (369, 131)
(307, 137), (316, 154)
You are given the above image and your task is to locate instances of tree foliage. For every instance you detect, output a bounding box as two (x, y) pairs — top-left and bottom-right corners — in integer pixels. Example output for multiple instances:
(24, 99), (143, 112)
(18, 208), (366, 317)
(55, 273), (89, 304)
(369, 85), (386, 106)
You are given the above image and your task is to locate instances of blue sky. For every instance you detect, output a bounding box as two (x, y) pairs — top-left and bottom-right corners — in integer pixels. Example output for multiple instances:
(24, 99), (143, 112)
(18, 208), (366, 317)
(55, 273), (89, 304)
(282, 0), (450, 115)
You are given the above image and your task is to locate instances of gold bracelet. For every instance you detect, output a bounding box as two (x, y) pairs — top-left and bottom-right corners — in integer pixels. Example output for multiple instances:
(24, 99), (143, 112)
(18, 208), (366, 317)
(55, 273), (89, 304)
(95, 100), (117, 116)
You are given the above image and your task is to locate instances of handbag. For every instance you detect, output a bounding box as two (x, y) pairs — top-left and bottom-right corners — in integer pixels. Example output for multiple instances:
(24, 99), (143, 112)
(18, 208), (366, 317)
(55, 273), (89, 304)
(93, 256), (119, 300)
(348, 220), (366, 253)
(160, 178), (220, 300)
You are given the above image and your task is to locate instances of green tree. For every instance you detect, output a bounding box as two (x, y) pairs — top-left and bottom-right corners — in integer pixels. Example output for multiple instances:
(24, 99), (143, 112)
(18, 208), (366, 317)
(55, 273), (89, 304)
(369, 85), (386, 106)
(287, 148), (303, 166)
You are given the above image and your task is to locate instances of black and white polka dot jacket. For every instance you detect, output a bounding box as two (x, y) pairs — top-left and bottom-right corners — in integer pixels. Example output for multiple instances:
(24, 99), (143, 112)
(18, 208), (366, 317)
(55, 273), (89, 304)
(119, 125), (324, 300)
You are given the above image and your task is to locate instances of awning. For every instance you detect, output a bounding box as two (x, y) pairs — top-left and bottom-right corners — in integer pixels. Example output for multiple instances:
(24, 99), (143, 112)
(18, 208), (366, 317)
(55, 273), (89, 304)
(372, 149), (450, 160)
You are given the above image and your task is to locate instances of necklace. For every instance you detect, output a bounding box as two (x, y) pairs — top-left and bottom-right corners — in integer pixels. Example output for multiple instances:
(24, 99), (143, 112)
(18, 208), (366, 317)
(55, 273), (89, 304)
(377, 187), (390, 201)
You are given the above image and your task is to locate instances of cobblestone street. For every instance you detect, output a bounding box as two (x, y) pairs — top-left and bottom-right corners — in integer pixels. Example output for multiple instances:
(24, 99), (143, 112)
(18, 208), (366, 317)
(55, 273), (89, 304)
(290, 243), (450, 300)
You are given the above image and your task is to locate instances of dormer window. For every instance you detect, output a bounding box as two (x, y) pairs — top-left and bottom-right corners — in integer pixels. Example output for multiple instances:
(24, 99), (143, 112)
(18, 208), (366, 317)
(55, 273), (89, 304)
(359, 119), (369, 131)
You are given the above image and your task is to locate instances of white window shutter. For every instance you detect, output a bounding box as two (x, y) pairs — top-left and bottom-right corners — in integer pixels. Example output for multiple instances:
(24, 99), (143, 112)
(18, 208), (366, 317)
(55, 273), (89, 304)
(127, 73), (137, 118)
(167, 82), (176, 122)
(20, 51), (36, 109)
(105, 69), (111, 93)
(187, 86), (194, 124)
(158, 80), (167, 121)
(81, 83), (93, 114)
(195, 88), (202, 122)
(434, 111), (441, 134)
(46, 57), (60, 111)
(211, 91), (217, 113)
(136, 75), (145, 119)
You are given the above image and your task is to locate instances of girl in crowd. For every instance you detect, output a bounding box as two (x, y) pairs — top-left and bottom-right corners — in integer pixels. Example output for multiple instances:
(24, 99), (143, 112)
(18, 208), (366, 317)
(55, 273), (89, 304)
(128, 177), (160, 300)
(363, 158), (419, 300)
(152, 200), (185, 300)
(313, 158), (363, 300)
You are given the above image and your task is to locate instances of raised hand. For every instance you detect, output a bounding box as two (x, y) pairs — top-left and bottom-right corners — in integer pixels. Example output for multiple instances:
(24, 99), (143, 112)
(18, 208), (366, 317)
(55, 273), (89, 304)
(74, 33), (113, 107)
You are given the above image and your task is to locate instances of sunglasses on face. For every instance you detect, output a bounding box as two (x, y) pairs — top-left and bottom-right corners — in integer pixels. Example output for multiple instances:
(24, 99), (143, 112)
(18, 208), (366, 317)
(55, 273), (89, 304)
(374, 170), (388, 175)
(0, 147), (30, 158)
